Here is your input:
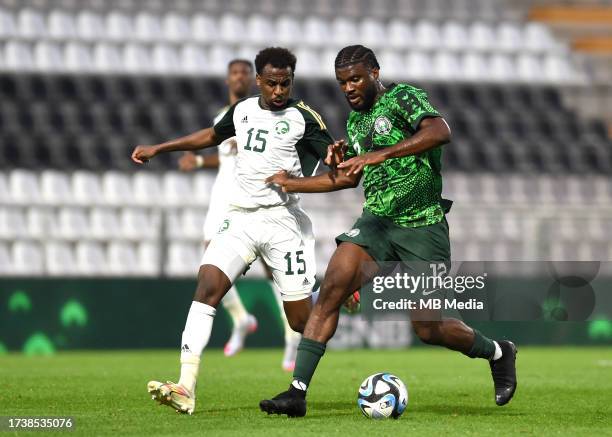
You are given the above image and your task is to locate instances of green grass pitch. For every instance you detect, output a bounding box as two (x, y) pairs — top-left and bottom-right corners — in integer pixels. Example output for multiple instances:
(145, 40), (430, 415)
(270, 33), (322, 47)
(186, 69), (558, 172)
(2, 347), (612, 436)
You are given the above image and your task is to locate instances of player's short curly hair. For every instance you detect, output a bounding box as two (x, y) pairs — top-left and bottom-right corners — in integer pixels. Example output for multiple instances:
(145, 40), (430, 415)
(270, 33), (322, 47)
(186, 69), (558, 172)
(254, 47), (297, 75)
(335, 45), (380, 70)
(228, 59), (253, 71)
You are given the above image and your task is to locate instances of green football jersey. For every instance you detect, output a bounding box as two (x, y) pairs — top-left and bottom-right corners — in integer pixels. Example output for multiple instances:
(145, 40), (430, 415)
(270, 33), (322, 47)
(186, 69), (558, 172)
(345, 83), (448, 228)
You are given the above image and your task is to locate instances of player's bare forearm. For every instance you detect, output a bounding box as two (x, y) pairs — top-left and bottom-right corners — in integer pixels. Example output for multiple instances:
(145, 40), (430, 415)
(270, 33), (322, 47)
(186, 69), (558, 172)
(155, 128), (220, 154)
(265, 169), (360, 193)
(381, 117), (451, 160)
(132, 128), (222, 164)
(281, 170), (361, 193)
(202, 154), (220, 168)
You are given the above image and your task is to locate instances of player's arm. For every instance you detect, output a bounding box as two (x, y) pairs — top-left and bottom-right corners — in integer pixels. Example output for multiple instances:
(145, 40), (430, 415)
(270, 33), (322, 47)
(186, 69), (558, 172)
(131, 127), (221, 164)
(131, 102), (238, 164)
(338, 117), (451, 175)
(178, 152), (220, 172)
(266, 168), (361, 193)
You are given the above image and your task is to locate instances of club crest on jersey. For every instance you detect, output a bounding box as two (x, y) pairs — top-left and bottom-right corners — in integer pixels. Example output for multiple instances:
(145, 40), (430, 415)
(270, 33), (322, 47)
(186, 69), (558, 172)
(218, 219), (230, 233)
(374, 116), (392, 135)
(345, 228), (361, 237)
(274, 120), (290, 135)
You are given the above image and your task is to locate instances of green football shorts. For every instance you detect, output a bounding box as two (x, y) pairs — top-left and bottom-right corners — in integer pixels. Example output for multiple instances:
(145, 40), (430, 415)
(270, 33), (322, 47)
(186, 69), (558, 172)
(335, 209), (451, 265)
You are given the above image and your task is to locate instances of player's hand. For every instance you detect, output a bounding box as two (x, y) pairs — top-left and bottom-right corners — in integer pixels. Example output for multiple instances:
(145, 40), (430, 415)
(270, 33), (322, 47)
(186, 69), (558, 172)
(178, 152), (199, 172)
(337, 150), (386, 175)
(324, 139), (347, 168)
(131, 145), (159, 164)
(265, 170), (292, 192)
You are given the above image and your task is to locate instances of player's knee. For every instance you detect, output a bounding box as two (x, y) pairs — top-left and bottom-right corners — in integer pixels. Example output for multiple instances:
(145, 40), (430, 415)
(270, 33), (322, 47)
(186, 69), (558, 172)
(193, 265), (225, 306)
(287, 316), (306, 334)
(413, 321), (443, 345)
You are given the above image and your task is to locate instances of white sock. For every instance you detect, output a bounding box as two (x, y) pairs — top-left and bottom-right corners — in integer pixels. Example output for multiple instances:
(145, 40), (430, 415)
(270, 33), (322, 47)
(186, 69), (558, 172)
(221, 285), (248, 326)
(492, 341), (503, 361)
(178, 301), (216, 393)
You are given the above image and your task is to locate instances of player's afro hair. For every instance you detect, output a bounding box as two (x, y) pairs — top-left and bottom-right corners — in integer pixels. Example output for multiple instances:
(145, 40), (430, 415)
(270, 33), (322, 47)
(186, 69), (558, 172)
(228, 58), (253, 71)
(254, 47), (297, 75)
(335, 45), (380, 70)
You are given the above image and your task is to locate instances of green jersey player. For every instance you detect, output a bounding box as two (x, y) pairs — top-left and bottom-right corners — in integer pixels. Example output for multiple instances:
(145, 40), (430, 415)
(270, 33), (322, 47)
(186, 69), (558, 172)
(261, 45), (517, 417)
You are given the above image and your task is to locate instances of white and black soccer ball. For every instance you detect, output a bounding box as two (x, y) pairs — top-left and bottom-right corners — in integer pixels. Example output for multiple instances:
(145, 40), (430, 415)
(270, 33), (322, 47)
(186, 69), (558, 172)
(357, 372), (408, 419)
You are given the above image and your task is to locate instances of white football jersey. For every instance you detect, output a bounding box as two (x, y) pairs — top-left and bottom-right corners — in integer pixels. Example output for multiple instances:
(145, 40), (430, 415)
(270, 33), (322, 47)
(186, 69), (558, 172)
(214, 96), (332, 209)
(213, 106), (237, 179)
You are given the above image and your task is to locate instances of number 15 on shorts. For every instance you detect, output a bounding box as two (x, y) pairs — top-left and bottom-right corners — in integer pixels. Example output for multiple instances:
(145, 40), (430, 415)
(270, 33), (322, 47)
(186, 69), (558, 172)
(284, 250), (306, 275)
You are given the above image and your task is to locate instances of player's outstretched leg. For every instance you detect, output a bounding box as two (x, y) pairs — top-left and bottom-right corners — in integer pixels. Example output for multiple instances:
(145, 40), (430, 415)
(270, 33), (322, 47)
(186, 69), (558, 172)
(260, 243), (376, 417)
(411, 317), (517, 406)
(271, 281), (301, 371)
(222, 285), (258, 357)
(148, 264), (232, 414)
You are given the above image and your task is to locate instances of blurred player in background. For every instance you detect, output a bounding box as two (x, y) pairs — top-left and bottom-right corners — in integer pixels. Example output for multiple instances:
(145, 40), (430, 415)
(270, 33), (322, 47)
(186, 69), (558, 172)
(178, 59), (301, 370)
(261, 45), (517, 417)
(131, 47), (332, 415)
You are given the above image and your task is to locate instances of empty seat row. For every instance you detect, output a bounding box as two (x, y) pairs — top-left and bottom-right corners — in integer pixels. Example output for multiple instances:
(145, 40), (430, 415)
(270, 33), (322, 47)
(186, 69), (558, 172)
(0, 240), (160, 276)
(0, 0), (520, 22)
(0, 40), (580, 83)
(0, 206), (161, 241)
(2, 169), (612, 208)
(0, 170), (216, 206)
(0, 8), (559, 53)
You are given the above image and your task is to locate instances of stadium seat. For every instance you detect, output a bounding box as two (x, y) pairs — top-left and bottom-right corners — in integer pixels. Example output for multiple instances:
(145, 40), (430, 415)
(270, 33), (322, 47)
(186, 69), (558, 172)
(48, 9), (77, 40)
(75, 241), (108, 275)
(93, 43), (123, 72)
(65, 42), (94, 72)
(0, 206), (26, 239)
(162, 172), (193, 206)
(24, 206), (51, 239)
(123, 43), (152, 73)
(12, 241), (44, 275)
(40, 170), (72, 205)
(134, 12), (162, 42)
(45, 241), (78, 276)
(106, 11), (133, 42)
(191, 14), (218, 43)
(107, 241), (139, 275)
(0, 242), (11, 274)
(163, 12), (191, 43)
(9, 169), (41, 204)
(76, 10), (105, 41)
(90, 207), (121, 240)
(192, 172), (215, 206)
(165, 241), (200, 276)
(120, 207), (160, 240)
(4, 41), (35, 71)
(54, 207), (89, 240)
(359, 18), (387, 49)
(218, 13), (244, 44)
(72, 171), (103, 205)
(246, 14), (274, 45)
(137, 241), (160, 276)
(0, 7), (17, 38)
(102, 171), (133, 205)
(18, 8), (46, 39)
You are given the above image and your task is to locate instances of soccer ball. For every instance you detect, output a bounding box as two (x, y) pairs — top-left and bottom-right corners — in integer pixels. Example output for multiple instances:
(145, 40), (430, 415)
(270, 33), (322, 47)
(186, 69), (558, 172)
(357, 373), (408, 419)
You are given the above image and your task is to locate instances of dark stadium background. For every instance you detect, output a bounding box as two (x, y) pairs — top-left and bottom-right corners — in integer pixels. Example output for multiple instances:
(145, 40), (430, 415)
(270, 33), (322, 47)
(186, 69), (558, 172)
(1, 0), (612, 355)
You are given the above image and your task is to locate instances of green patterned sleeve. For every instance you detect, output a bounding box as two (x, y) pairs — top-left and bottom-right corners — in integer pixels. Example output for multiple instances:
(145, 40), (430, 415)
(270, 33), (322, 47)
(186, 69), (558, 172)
(394, 86), (441, 132)
(344, 114), (358, 160)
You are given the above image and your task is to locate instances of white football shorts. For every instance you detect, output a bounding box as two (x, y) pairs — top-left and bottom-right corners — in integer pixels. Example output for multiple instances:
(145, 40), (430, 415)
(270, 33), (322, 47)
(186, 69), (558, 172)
(201, 204), (316, 302)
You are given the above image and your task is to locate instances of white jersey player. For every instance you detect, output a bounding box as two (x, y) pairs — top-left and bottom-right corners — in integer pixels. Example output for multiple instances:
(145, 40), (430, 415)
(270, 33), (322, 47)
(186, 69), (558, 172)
(178, 61), (301, 369)
(131, 48), (331, 415)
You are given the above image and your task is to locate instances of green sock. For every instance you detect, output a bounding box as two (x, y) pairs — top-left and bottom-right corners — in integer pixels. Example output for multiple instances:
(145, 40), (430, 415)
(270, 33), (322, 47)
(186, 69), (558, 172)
(465, 329), (496, 359)
(292, 338), (326, 387)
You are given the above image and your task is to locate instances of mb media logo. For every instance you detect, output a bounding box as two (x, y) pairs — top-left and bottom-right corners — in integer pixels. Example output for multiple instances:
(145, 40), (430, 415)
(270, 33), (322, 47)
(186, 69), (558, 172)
(275, 120), (290, 135)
